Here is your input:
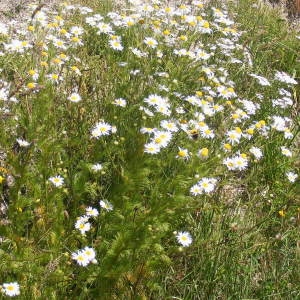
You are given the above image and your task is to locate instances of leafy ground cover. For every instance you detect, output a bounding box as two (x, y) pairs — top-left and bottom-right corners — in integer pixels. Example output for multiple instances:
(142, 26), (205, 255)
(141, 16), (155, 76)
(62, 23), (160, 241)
(0, 0), (299, 299)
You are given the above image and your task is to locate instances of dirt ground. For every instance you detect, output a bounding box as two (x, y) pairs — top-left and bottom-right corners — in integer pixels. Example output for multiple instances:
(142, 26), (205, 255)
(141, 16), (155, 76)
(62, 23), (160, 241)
(0, 1), (299, 29)
(0, 0), (59, 22)
(0, 0), (25, 11)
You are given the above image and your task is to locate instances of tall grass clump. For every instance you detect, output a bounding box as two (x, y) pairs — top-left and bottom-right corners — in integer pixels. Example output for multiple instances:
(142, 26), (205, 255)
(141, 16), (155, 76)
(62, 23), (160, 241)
(0, 0), (299, 299)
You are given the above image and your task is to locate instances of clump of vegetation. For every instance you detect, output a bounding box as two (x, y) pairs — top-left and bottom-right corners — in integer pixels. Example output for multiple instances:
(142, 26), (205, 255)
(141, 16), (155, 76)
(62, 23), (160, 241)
(0, 0), (299, 298)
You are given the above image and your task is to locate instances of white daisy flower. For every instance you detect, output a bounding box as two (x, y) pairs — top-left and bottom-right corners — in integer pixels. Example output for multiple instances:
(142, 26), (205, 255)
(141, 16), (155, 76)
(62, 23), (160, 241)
(96, 22), (114, 34)
(144, 142), (161, 154)
(2, 282), (20, 297)
(198, 177), (218, 193)
(176, 231), (193, 247)
(223, 157), (236, 170)
(144, 37), (158, 48)
(274, 71), (297, 85)
(86, 206), (99, 217)
(72, 250), (90, 267)
(68, 92), (82, 103)
(99, 200), (113, 211)
(91, 163), (103, 172)
(176, 147), (190, 159)
(153, 131), (173, 148)
(49, 175), (64, 187)
(200, 127), (215, 139)
(91, 122), (112, 138)
(75, 219), (91, 235)
(140, 127), (156, 134)
(113, 98), (127, 107)
(224, 155), (248, 171)
(249, 73), (271, 86)
(249, 146), (263, 160)
(190, 184), (203, 196)
(286, 172), (298, 183)
(16, 138), (30, 147)
(109, 39), (124, 51)
(233, 155), (249, 171)
(0, 22), (9, 35)
(160, 120), (179, 132)
(281, 146), (292, 157)
(70, 26), (84, 36)
(190, 178), (218, 195)
(82, 246), (97, 264)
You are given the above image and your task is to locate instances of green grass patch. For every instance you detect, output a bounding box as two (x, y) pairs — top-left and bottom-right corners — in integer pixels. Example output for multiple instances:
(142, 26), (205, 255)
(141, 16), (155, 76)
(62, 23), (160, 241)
(0, 0), (299, 299)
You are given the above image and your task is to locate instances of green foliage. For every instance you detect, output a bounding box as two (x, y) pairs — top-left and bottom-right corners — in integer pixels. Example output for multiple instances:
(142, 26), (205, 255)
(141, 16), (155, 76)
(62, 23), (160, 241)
(0, 0), (299, 299)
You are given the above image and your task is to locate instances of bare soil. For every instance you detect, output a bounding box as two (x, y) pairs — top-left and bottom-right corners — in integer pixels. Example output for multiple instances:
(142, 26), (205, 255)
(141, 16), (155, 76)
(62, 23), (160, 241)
(0, 0), (59, 23)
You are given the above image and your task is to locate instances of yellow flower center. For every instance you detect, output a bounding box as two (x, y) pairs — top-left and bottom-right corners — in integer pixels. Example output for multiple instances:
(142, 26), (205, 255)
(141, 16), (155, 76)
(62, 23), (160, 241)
(27, 82), (35, 89)
(203, 21), (210, 28)
(200, 148), (209, 157)
(72, 37), (80, 43)
(178, 150), (187, 157)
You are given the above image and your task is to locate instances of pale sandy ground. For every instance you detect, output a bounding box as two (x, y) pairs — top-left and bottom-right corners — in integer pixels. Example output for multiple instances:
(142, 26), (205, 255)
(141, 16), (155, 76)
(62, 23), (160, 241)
(0, 0), (30, 22)
(0, 0), (59, 22)
(0, 0), (59, 12)
(0, 0), (299, 22)
(0, 0), (25, 11)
